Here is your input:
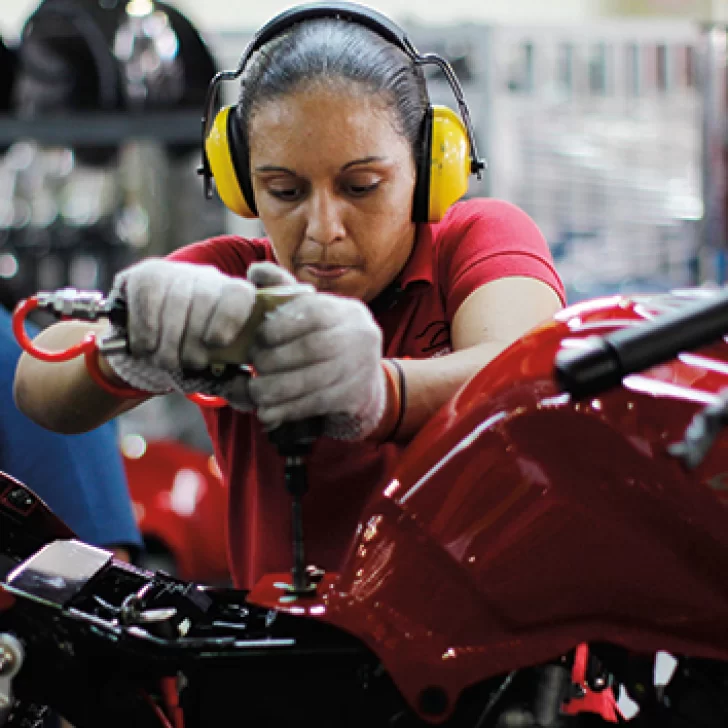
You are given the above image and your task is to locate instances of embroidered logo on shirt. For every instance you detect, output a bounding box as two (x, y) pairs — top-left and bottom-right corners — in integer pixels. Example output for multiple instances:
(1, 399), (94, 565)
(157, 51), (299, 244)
(415, 320), (452, 356)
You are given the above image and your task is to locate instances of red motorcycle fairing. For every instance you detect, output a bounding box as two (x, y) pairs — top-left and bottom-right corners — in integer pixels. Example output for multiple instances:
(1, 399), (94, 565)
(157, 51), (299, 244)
(0, 585), (14, 611)
(123, 439), (230, 583)
(0, 471), (75, 615)
(249, 291), (728, 723)
(0, 471), (77, 558)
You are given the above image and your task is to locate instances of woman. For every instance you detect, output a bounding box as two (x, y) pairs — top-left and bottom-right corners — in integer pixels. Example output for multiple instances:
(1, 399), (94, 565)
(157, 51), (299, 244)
(14, 5), (565, 590)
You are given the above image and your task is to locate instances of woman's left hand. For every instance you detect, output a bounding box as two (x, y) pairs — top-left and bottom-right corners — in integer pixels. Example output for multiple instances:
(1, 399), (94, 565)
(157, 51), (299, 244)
(245, 263), (386, 440)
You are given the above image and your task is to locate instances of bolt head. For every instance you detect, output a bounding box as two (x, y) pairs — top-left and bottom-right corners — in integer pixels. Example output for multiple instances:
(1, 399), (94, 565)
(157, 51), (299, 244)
(0, 647), (14, 674)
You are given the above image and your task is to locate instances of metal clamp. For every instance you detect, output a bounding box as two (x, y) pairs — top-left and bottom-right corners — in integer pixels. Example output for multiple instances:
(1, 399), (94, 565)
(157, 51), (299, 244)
(668, 388), (728, 469)
(36, 288), (114, 321)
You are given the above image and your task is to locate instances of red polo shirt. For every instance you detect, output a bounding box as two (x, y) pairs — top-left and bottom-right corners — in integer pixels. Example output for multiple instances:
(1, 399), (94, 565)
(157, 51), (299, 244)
(170, 198), (564, 588)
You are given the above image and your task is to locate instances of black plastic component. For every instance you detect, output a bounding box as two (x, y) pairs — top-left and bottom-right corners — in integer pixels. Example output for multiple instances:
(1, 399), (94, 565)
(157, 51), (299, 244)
(5, 487), (36, 515)
(418, 686), (449, 716)
(267, 418), (325, 458)
(554, 336), (622, 399)
(555, 287), (728, 398)
(103, 297), (127, 327)
(668, 388), (728, 469)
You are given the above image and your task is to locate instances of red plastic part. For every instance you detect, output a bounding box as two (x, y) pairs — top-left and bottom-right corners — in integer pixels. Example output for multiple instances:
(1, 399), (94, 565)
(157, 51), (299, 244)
(160, 676), (185, 728)
(249, 292), (728, 723)
(0, 584), (15, 611)
(140, 689), (174, 728)
(187, 392), (228, 408)
(123, 440), (229, 584)
(562, 644), (620, 721)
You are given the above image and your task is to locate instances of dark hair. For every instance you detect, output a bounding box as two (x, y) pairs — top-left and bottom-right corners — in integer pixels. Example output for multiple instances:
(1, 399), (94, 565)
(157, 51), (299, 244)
(236, 18), (429, 162)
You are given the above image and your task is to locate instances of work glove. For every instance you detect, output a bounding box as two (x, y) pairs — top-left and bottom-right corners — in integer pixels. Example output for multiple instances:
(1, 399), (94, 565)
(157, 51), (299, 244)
(102, 258), (259, 408)
(245, 264), (387, 440)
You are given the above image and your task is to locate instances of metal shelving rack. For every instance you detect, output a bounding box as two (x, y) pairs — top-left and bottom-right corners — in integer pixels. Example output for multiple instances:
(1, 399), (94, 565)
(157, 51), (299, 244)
(1, 21), (725, 303)
(0, 111), (202, 147)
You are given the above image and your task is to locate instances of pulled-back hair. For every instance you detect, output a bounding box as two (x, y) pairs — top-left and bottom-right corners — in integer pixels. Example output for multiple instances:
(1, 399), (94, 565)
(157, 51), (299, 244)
(236, 18), (429, 163)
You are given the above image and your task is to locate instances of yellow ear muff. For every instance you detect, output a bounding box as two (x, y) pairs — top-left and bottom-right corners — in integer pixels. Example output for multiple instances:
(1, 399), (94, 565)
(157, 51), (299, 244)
(205, 106), (257, 218)
(428, 105), (471, 223)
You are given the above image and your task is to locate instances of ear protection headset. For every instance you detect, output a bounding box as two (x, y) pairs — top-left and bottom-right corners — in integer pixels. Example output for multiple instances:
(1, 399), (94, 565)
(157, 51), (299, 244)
(201, 1), (486, 223)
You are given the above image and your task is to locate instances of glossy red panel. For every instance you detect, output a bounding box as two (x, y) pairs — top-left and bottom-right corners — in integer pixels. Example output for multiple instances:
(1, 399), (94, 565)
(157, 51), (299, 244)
(0, 584), (15, 611)
(251, 293), (728, 722)
(123, 440), (229, 583)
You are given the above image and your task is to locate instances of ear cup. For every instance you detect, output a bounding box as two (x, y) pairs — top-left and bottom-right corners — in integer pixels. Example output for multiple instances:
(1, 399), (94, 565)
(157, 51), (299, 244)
(411, 106), (432, 224)
(204, 105), (257, 218)
(426, 105), (471, 222)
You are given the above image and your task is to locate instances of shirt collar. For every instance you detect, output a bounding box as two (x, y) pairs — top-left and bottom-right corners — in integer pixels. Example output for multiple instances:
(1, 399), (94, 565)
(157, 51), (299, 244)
(398, 223), (434, 290)
(367, 224), (433, 316)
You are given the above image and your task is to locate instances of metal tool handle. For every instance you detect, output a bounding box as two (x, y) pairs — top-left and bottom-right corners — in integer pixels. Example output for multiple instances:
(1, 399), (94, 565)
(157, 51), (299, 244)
(267, 417), (325, 459)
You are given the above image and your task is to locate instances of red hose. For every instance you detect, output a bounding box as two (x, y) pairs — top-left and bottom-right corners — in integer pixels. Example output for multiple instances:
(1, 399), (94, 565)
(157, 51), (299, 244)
(188, 392), (228, 407)
(140, 689), (175, 728)
(12, 297), (90, 361)
(160, 676), (185, 728)
(13, 296), (227, 409)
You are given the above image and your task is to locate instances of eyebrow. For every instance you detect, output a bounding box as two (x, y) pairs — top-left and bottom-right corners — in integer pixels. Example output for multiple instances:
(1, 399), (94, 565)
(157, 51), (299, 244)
(342, 156), (388, 170)
(253, 156), (389, 175)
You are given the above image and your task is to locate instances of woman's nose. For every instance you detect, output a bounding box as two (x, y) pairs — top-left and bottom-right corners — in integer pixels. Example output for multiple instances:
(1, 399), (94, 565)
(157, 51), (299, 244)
(304, 189), (346, 245)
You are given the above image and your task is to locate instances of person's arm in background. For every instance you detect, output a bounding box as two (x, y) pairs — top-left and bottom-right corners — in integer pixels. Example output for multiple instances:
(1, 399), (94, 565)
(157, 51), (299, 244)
(0, 307), (142, 558)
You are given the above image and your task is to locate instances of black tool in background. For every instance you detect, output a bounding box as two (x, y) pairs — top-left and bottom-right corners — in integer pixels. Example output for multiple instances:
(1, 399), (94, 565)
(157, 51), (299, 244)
(555, 287), (728, 399)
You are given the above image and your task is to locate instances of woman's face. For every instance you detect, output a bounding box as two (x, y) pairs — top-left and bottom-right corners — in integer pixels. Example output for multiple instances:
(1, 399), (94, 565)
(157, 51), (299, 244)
(247, 83), (417, 302)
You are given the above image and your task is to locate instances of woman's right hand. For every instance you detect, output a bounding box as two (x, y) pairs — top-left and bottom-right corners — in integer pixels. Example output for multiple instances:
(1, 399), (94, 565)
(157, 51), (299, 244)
(113, 258), (258, 372)
(100, 259), (259, 404)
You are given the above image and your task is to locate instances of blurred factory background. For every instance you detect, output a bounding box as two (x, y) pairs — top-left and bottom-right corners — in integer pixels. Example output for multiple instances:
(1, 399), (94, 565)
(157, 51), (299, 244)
(1, 0), (727, 580)
(0, 0), (726, 305)
(1, 0), (726, 411)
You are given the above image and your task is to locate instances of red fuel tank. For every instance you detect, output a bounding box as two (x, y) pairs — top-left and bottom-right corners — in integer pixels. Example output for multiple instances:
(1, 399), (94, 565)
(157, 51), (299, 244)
(251, 291), (728, 720)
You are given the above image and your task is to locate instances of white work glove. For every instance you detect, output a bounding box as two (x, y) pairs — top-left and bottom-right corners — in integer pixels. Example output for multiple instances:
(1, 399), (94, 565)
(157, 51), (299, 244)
(244, 263), (387, 440)
(102, 258), (258, 409)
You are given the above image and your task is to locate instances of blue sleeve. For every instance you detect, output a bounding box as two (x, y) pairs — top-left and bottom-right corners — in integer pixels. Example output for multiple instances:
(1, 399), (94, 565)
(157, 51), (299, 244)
(0, 309), (141, 548)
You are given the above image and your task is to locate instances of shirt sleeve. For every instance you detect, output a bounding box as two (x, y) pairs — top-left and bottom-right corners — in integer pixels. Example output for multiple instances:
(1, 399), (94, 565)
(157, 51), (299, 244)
(438, 199), (566, 320)
(167, 235), (272, 276)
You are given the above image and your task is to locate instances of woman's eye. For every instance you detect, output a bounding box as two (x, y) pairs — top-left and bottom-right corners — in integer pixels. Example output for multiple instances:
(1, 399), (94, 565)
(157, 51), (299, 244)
(269, 187), (302, 201)
(346, 181), (380, 197)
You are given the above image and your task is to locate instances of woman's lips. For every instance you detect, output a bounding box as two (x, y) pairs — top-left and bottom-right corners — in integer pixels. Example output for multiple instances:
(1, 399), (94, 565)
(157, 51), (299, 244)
(302, 264), (355, 280)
